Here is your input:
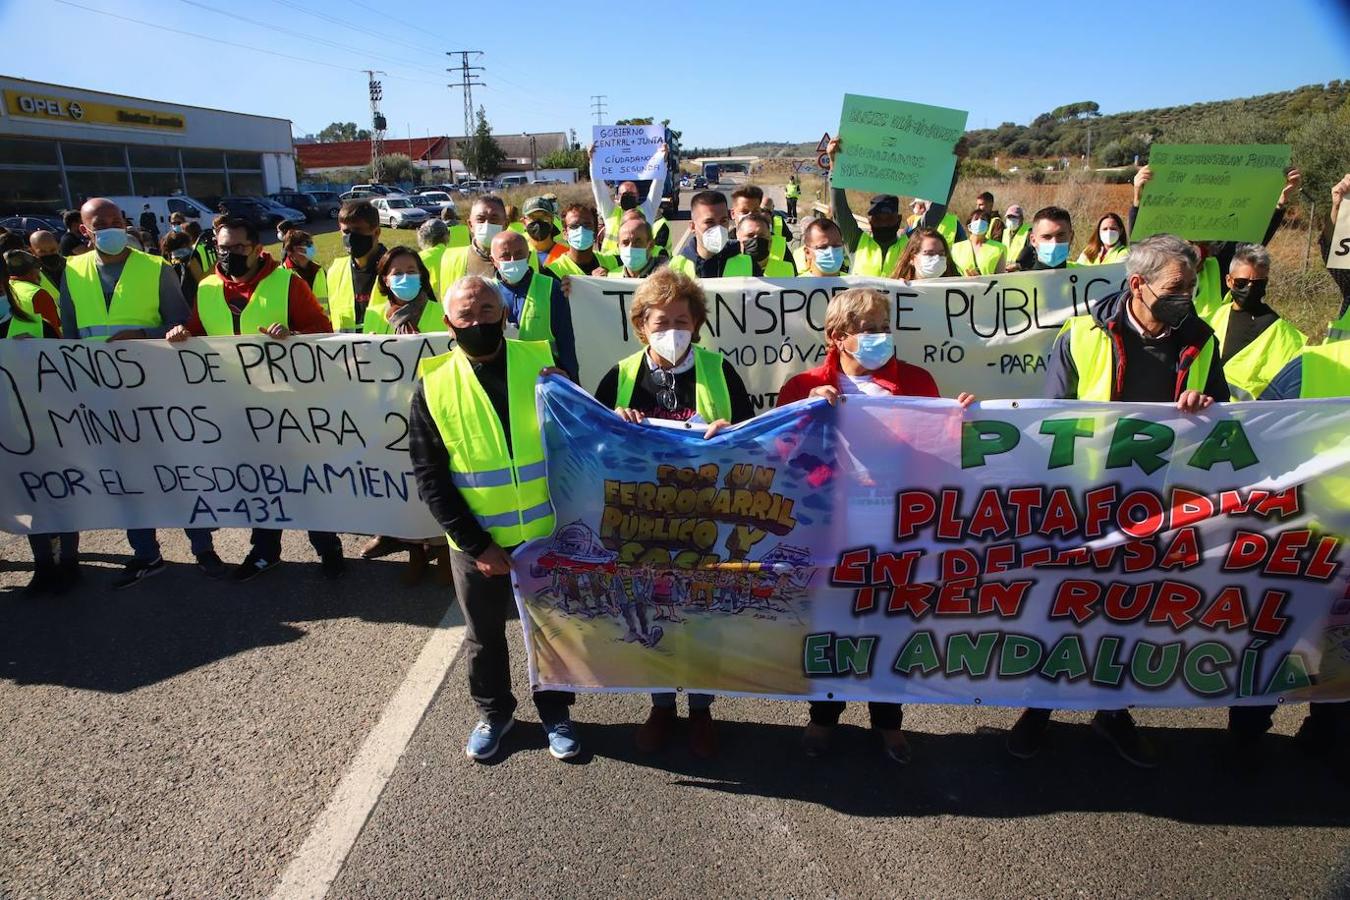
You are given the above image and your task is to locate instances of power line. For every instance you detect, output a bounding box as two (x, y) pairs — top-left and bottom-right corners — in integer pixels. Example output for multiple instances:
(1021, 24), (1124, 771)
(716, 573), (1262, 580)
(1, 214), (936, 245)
(446, 50), (484, 141)
(266, 0), (446, 59)
(53, 0), (445, 87)
(591, 95), (608, 125)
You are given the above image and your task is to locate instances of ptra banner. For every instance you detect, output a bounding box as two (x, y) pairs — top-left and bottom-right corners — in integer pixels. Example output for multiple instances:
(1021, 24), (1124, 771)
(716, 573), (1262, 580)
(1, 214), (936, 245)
(566, 266), (1127, 410)
(516, 380), (1350, 708)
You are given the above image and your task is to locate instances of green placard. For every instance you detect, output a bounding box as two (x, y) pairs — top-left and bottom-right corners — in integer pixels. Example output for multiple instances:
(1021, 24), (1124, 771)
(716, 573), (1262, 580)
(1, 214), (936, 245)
(1132, 144), (1290, 243)
(833, 94), (968, 202)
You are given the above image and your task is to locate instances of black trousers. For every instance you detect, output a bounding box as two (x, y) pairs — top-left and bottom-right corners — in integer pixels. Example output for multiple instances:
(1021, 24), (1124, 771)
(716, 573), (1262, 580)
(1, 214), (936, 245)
(250, 529), (341, 558)
(450, 547), (573, 723)
(786, 197), (798, 219)
(1229, 701), (1345, 737)
(809, 700), (903, 730)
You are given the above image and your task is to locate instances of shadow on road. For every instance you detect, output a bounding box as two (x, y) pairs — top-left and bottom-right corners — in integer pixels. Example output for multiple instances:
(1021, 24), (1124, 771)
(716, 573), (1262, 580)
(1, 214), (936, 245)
(0, 553), (458, 693)
(572, 718), (1350, 826)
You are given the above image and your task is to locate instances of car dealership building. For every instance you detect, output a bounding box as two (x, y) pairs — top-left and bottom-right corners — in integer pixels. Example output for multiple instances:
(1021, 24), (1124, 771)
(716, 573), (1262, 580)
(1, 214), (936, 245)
(0, 76), (296, 212)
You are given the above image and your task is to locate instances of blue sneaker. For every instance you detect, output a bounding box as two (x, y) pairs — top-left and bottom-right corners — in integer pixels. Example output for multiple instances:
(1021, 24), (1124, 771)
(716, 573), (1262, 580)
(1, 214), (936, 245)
(464, 717), (513, 761)
(545, 718), (581, 760)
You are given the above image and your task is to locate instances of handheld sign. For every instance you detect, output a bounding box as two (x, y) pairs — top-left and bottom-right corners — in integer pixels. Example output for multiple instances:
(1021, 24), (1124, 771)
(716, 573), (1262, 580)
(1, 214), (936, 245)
(833, 94), (967, 201)
(1133, 144), (1291, 243)
(591, 124), (665, 182)
(1328, 196), (1350, 271)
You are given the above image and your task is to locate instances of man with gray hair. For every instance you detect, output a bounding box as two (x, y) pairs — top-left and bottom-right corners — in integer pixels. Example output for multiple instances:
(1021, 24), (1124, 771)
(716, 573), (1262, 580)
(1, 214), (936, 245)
(417, 218), (450, 300)
(1199, 243), (1307, 400)
(407, 275), (579, 763)
(1008, 232), (1230, 769)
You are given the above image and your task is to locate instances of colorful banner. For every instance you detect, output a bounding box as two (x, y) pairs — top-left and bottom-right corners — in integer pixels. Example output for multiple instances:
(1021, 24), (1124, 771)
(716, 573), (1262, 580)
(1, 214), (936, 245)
(516, 380), (1350, 708)
(833, 94), (967, 201)
(568, 266), (1128, 410)
(0, 335), (447, 539)
(1133, 144), (1291, 243)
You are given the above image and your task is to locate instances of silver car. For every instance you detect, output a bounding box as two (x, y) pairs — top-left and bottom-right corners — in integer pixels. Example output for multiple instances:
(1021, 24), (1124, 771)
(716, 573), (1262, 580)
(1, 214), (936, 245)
(372, 196), (429, 228)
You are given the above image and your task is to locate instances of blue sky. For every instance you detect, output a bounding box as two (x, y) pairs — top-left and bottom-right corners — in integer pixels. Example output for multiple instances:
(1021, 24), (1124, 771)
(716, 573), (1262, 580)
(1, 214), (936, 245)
(5, 0), (1349, 147)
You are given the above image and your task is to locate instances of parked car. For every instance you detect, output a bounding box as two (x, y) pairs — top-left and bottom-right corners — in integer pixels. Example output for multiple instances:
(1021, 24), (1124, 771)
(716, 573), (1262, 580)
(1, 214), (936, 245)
(0, 214), (67, 241)
(304, 190), (342, 219)
(339, 189), (374, 202)
(498, 174), (529, 189)
(268, 191), (323, 222)
(254, 197), (306, 227)
(217, 196), (280, 228)
(351, 184), (398, 197)
(413, 190), (457, 215)
(371, 196), (429, 228)
(107, 194), (217, 238)
(693, 175), (708, 188)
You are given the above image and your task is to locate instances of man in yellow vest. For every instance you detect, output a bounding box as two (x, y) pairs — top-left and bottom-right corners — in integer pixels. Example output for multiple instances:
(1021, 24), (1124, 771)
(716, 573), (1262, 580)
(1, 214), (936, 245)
(590, 142), (668, 255)
(28, 230), (66, 299)
(611, 216), (666, 278)
(1203, 243), (1307, 400)
(57, 197), (222, 588)
(725, 212), (794, 277)
(489, 230), (579, 382)
(166, 215), (343, 581)
(326, 200), (389, 333)
(408, 273), (578, 761)
(439, 205), (471, 248)
(785, 174), (801, 222)
(417, 218), (451, 301)
(546, 203), (619, 282)
(730, 185), (793, 265)
(668, 190), (740, 278)
(437, 195), (507, 293)
(521, 196), (569, 273)
(974, 191), (1003, 241)
(1001, 204), (1031, 266)
(823, 139), (908, 277)
(797, 218), (848, 276)
(1022, 233), (1230, 769)
(1223, 339), (1350, 757)
(1018, 206), (1076, 272)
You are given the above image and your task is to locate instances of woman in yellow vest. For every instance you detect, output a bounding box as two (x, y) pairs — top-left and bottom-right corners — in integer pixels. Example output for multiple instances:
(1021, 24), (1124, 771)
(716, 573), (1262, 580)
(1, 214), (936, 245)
(364, 247), (448, 335)
(592, 268), (754, 760)
(950, 209), (1006, 276)
(1076, 213), (1130, 266)
(280, 229), (328, 314)
(889, 228), (958, 281)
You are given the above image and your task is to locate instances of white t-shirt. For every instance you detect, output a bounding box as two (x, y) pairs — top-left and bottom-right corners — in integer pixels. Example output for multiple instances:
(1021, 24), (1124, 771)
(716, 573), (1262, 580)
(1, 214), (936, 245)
(838, 373), (891, 397)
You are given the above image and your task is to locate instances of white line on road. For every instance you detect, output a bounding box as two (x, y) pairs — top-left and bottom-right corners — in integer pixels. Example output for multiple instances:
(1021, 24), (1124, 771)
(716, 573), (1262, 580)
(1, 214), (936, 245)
(270, 603), (465, 900)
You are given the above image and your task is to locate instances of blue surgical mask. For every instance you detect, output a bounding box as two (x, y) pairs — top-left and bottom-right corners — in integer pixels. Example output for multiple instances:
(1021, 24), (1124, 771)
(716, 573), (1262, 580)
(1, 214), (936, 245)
(849, 331), (894, 371)
(497, 258), (529, 285)
(170, 224), (184, 233)
(303, 244), (317, 260)
(812, 245), (844, 274)
(388, 273), (422, 301)
(93, 227), (129, 255)
(1036, 240), (1070, 267)
(566, 226), (594, 251)
(620, 245), (648, 272)
(969, 219), (989, 235)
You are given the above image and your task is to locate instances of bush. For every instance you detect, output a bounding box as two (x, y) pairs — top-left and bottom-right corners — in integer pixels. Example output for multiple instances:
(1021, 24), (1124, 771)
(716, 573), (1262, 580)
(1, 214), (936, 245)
(957, 159), (1004, 180)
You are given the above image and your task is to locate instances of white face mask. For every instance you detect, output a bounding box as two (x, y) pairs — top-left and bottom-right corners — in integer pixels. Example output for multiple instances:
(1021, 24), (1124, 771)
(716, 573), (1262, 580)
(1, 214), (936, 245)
(647, 328), (692, 364)
(916, 253), (947, 278)
(1099, 228), (1120, 247)
(474, 221), (503, 248)
(700, 224), (729, 254)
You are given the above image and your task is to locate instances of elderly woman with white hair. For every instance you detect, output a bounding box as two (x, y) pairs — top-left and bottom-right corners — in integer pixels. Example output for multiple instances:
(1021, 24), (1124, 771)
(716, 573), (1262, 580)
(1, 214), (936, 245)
(1016, 233), (1231, 771)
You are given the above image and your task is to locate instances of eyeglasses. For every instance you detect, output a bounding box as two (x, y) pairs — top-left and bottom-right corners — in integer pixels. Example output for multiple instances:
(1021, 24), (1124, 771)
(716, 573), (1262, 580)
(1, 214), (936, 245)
(217, 242), (253, 254)
(650, 367), (679, 411)
(1230, 278), (1268, 290)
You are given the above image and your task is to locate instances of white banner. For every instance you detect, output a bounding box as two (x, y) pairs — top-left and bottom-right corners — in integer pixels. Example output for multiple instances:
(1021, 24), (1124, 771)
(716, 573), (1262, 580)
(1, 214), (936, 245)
(567, 266), (1128, 409)
(0, 335), (447, 538)
(591, 124), (666, 182)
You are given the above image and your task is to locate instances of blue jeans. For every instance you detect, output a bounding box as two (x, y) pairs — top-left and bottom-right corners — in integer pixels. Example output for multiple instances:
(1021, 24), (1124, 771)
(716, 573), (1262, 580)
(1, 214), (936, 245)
(126, 528), (215, 561)
(652, 692), (714, 712)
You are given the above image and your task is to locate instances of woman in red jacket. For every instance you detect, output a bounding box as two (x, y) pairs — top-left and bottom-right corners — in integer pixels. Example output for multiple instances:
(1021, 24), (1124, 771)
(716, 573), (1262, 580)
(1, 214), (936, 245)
(778, 287), (973, 764)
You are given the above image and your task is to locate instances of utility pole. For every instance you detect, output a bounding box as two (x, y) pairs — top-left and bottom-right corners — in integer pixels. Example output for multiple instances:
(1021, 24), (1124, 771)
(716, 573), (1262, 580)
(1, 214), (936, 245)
(525, 133), (537, 179)
(590, 95), (608, 125)
(445, 49), (483, 155)
(366, 71), (386, 182)
(1085, 128), (1092, 170)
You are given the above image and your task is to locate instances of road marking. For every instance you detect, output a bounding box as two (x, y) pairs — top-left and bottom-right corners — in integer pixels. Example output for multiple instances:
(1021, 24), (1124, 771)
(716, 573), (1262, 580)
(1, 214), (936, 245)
(271, 602), (464, 900)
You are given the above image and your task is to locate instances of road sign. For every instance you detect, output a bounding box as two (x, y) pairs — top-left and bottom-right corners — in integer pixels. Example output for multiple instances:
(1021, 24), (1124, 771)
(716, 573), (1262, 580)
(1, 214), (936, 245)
(815, 132), (830, 154)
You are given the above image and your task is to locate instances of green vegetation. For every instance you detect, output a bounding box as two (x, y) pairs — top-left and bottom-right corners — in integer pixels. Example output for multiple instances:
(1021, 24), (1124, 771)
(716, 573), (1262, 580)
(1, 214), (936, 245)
(460, 106), (506, 179)
(316, 121), (371, 143)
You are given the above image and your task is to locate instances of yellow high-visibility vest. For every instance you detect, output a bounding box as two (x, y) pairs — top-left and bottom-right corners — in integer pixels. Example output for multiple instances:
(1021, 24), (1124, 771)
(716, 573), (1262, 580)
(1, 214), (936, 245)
(614, 345), (732, 422)
(197, 267), (293, 335)
(1206, 299), (1307, 400)
(1061, 315), (1214, 401)
(64, 249), (164, 340)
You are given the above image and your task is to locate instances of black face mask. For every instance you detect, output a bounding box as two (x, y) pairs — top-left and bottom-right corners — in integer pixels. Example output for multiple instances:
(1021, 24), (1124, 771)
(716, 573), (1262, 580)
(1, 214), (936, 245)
(454, 318), (504, 357)
(1145, 285), (1196, 329)
(872, 224), (900, 243)
(525, 220), (554, 241)
(1230, 279), (1268, 311)
(221, 251), (253, 278)
(742, 236), (770, 262)
(619, 194), (639, 211)
(343, 231), (375, 258)
(39, 255), (65, 277)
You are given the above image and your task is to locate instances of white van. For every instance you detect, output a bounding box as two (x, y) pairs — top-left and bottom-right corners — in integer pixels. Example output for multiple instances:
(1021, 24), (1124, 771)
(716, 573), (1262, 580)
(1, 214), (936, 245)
(497, 174), (529, 189)
(108, 194), (217, 236)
